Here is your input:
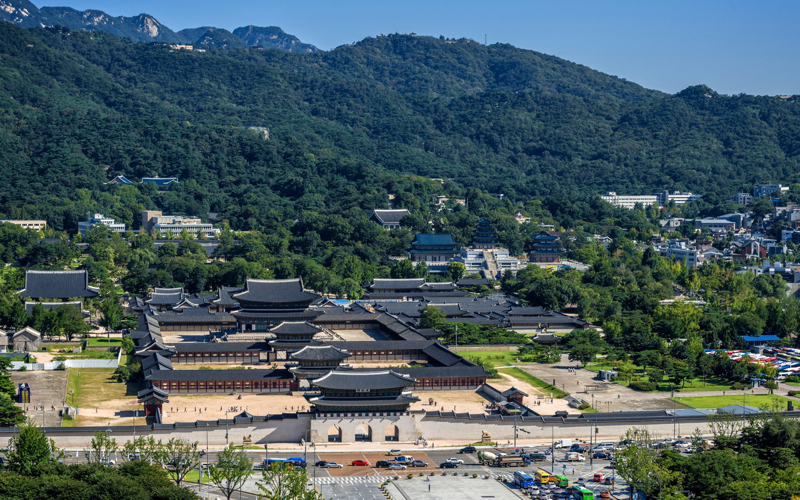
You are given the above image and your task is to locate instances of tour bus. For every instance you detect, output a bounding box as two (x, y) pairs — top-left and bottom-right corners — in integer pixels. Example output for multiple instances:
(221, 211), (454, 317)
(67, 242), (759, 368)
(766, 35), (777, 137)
(534, 469), (551, 484)
(513, 471), (535, 488)
(264, 458), (306, 469)
(568, 486), (594, 500)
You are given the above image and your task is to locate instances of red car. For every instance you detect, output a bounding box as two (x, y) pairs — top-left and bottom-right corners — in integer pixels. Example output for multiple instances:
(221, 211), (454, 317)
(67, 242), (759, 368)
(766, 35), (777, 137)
(351, 460), (370, 466)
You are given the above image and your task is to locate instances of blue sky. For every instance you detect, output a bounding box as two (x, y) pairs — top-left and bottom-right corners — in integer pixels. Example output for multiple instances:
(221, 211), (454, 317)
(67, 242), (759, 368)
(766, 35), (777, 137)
(60, 0), (799, 95)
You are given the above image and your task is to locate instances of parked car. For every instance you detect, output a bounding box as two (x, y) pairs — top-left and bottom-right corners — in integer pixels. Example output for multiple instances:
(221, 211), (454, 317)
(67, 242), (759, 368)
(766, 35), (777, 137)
(376, 461), (390, 468)
(387, 449), (402, 456)
(444, 458), (464, 464)
(323, 462), (343, 468)
(440, 462), (459, 469)
(674, 440), (692, 449)
(411, 460), (429, 467)
(388, 464), (407, 470)
(352, 460), (370, 466)
(314, 460), (327, 467)
(461, 446), (477, 454)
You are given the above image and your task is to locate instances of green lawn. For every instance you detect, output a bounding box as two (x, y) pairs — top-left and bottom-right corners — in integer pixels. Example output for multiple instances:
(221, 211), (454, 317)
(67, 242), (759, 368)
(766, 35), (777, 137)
(458, 350), (519, 366)
(498, 367), (569, 398)
(784, 381), (800, 387)
(584, 363), (738, 392)
(56, 350), (117, 360)
(183, 470), (211, 484)
(86, 337), (123, 347)
(671, 394), (790, 409)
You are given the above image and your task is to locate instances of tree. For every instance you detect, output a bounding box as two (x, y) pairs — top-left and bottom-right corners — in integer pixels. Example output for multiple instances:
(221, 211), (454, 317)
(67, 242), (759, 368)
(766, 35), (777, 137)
(121, 335), (135, 355)
(257, 462), (324, 500)
(0, 357), (16, 398)
(100, 297), (123, 332)
(447, 261), (466, 282)
(7, 420), (63, 475)
(156, 438), (200, 487)
(122, 435), (161, 464)
(0, 392), (24, 427)
(208, 445), (255, 500)
(614, 427), (665, 499)
(86, 430), (117, 464)
(419, 305), (446, 329)
(568, 343), (600, 366)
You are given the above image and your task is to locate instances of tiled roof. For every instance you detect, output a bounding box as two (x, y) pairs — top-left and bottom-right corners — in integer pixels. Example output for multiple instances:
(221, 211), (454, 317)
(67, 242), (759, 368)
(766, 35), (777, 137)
(289, 345), (351, 361)
(307, 394), (420, 407)
(19, 270), (99, 299)
(151, 309), (235, 324)
(142, 353), (173, 371)
(213, 287), (242, 306)
(311, 370), (416, 390)
(412, 234), (458, 246)
(24, 301), (82, 315)
(174, 342), (268, 353)
(146, 292), (184, 305)
(269, 321), (322, 335)
(371, 209), (410, 224)
(456, 278), (491, 287)
(368, 279), (425, 290)
(233, 278), (321, 304)
(146, 368), (293, 382)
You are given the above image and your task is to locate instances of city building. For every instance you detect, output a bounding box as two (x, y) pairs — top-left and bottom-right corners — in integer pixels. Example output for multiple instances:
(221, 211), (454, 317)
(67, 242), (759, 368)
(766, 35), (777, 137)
(141, 211), (219, 238)
(655, 191), (703, 205)
(600, 192), (658, 209)
(0, 220), (47, 231)
(78, 213), (126, 236)
(753, 184), (788, 198)
(528, 231), (565, 264)
(369, 209), (410, 229)
(730, 193), (753, 206)
(666, 242), (700, 267)
(694, 218), (736, 231)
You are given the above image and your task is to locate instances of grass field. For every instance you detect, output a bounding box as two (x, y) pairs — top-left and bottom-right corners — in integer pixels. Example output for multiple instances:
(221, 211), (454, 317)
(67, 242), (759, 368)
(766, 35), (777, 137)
(585, 363), (736, 392)
(56, 350), (117, 360)
(86, 337), (123, 347)
(458, 350), (520, 366)
(498, 367), (569, 398)
(64, 368), (135, 427)
(671, 394), (790, 409)
(784, 381), (800, 387)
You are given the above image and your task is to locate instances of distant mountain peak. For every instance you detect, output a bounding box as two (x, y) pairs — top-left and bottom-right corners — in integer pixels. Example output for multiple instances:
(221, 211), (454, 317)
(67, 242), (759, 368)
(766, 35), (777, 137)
(233, 25), (318, 53)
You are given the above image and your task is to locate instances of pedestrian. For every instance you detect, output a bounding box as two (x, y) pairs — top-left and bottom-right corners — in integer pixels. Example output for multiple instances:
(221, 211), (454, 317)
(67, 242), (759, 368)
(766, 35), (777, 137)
(617, 394), (620, 399)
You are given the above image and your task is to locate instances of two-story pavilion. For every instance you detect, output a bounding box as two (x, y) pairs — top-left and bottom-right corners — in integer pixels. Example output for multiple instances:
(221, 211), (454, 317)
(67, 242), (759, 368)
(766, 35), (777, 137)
(305, 370), (420, 414)
(231, 279), (322, 331)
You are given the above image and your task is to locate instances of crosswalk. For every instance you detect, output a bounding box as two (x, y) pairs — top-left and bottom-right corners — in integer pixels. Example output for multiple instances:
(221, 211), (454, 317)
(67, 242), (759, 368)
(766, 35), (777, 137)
(314, 476), (386, 485)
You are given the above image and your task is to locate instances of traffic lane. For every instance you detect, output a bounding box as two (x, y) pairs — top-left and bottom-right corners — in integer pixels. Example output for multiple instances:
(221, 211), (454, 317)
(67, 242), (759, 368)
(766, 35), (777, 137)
(318, 451), (443, 477)
(424, 449), (482, 466)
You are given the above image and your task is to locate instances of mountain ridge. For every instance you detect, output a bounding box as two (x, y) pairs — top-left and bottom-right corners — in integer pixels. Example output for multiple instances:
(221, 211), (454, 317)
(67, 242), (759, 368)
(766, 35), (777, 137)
(0, 0), (318, 51)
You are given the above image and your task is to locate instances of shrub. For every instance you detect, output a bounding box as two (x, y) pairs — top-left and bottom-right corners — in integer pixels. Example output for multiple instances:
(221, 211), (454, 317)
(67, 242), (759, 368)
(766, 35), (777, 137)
(785, 375), (800, 383)
(17, 366), (27, 371)
(731, 382), (747, 390)
(419, 473), (424, 476)
(473, 473), (478, 478)
(788, 390), (800, 397)
(407, 474), (413, 479)
(629, 381), (657, 392)
(578, 403), (591, 410)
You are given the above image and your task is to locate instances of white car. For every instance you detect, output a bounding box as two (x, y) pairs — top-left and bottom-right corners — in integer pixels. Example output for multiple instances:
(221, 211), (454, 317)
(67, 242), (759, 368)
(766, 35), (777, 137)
(388, 464), (407, 470)
(445, 458), (464, 465)
(674, 441), (692, 449)
(529, 488), (540, 495)
(323, 462), (343, 468)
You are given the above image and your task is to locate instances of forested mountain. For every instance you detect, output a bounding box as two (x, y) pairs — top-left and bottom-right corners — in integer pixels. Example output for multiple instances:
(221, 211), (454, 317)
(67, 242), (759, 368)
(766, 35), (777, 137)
(0, 20), (799, 232)
(233, 26), (319, 53)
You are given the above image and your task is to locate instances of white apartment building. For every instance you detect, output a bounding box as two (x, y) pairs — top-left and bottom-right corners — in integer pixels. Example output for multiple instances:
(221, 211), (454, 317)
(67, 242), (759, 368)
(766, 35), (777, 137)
(78, 214), (126, 236)
(656, 191), (703, 205)
(0, 220), (47, 231)
(600, 192), (659, 209)
(753, 184), (789, 198)
(666, 242), (700, 267)
(142, 211), (220, 238)
(730, 193), (753, 206)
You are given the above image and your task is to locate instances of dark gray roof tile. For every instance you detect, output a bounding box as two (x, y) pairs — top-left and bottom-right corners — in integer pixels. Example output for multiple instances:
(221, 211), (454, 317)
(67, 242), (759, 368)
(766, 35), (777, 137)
(19, 270), (99, 299)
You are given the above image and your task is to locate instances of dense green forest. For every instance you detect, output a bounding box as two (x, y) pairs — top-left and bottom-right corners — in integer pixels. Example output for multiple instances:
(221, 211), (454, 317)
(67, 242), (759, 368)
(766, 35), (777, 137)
(1, 21), (799, 235)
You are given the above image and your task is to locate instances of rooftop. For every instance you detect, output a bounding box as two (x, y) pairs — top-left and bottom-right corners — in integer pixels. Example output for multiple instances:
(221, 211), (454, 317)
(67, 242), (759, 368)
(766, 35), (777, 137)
(311, 370), (416, 390)
(18, 270), (99, 299)
(233, 278), (321, 304)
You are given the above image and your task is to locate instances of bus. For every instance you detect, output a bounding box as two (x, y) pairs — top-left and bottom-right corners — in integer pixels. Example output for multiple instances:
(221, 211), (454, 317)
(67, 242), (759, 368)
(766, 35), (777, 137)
(264, 458), (305, 469)
(535, 470), (551, 484)
(513, 471), (535, 488)
(568, 486), (594, 500)
(552, 474), (569, 487)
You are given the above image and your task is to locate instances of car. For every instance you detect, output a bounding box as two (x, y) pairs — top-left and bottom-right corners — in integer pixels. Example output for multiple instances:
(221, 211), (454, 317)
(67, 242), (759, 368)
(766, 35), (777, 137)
(674, 441), (692, 449)
(127, 454), (141, 461)
(547, 482), (558, 489)
(444, 458), (464, 464)
(593, 452), (612, 460)
(603, 477), (614, 485)
(376, 461), (390, 468)
(388, 464), (407, 470)
(323, 462), (343, 468)
(461, 446), (477, 454)
(352, 460), (370, 466)
(387, 449), (402, 456)
(440, 462), (459, 468)
(600, 491), (611, 498)
(538, 494), (548, 500)
(529, 487), (540, 495)
(576, 477), (585, 486)
(411, 460), (429, 467)
(593, 473), (605, 482)
(314, 460), (327, 467)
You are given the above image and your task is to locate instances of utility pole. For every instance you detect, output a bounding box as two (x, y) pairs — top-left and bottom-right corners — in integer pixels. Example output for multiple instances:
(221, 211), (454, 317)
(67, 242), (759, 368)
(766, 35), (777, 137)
(513, 413), (517, 448)
(550, 426), (554, 473)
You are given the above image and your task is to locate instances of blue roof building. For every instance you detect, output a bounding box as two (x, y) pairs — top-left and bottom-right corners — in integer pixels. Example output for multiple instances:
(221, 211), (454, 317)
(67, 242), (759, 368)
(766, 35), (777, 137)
(107, 175), (132, 185)
(141, 177), (179, 188)
(409, 233), (459, 267)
